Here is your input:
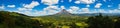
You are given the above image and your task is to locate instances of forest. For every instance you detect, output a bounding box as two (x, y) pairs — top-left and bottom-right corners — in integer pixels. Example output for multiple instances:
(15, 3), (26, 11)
(0, 11), (120, 28)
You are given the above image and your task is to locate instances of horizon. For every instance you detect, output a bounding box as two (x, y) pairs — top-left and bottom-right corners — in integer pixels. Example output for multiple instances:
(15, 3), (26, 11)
(0, 0), (120, 16)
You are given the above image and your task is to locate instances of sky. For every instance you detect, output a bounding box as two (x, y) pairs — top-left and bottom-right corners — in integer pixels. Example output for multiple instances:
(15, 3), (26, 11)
(0, 0), (120, 16)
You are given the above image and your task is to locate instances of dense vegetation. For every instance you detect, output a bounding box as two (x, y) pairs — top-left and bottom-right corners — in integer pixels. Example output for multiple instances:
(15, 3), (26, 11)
(0, 11), (120, 28)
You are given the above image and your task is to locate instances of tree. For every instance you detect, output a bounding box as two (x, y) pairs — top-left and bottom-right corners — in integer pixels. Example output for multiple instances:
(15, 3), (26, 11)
(0, 11), (15, 28)
(114, 17), (120, 28)
(87, 13), (114, 28)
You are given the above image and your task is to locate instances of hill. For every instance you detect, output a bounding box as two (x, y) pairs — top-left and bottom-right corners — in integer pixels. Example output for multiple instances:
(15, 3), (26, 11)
(0, 10), (120, 28)
(0, 11), (35, 28)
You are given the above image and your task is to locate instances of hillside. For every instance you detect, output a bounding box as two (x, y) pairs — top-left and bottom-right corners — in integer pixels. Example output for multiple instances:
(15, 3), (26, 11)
(0, 11), (34, 28)
(0, 11), (120, 28)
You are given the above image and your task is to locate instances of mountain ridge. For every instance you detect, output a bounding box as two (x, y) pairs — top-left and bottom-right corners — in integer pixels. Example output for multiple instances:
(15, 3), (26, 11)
(48, 9), (120, 16)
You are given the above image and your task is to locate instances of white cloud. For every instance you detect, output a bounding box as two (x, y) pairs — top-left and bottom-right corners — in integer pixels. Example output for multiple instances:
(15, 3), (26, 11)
(68, 7), (91, 14)
(70, 8), (91, 13)
(108, 5), (111, 7)
(18, 8), (32, 11)
(22, 11), (31, 15)
(17, 5), (60, 16)
(75, 1), (81, 4)
(91, 9), (120, 13)
(60, 6), (65, 9)
(89, 9), (107, 13)
(91, 9), (98, 13)
(15, 1), (40, 16)
(75, 0), (96, 4)
(95, 3), (102, 8)
(81, 8), (89, 12)
(14, 10), (43, 16)
(90, 9), (120, 13)
(43, 6), (60, 15)
(7, 5), (15, 8)
(28, 10), (44, 16)
(69, 0), (72, 2)
(109, 9), (120, 13)
(41, 0), (59, 5)
(68, 6), (80, 13)
(70, 6), (79, 11)
(23, 1), (39, 9)
(0, 5), (4, 9)
(61, 0), (64, 2)
(43, 6), (59, 11)
(119, 4), (120, 9)
(13, 10), (30, 15)
(86, 4), (90, 7)
(18, 1), (39, 11)
(98, 9), (106, 13)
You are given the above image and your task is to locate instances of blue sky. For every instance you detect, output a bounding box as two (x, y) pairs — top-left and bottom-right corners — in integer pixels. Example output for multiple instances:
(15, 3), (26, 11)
(0, 0), (120, 16)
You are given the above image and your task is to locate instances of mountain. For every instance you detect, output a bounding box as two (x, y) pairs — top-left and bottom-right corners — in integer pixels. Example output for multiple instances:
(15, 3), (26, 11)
(54, 9), (72, 16)
(72, 13), (99, 16)
(72, 13), (120, 16)
(99, 13), (120, 16)
(43, 9), (120, 17)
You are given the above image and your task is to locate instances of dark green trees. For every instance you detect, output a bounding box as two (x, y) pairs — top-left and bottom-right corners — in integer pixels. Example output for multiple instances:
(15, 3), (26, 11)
(0, 11), (15, 28)
(87, 13), (114, 28)
(114, 17), (120, 28)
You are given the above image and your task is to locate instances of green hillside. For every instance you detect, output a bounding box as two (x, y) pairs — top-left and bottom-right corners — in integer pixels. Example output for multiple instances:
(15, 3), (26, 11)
(0, 11), (120, 28)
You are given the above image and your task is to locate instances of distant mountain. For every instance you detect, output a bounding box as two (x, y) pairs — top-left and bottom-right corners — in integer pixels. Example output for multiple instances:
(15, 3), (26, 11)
(71, 13), (99, 16)
(54, 9), (72, 16)
(72, 13), (120, 16)
(100, 13), (120, 16)
(51, 9), (99, 16)
(50, 9), (120, 16)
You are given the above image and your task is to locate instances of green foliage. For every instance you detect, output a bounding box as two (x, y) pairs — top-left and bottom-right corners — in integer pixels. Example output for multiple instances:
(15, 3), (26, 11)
(87, 14), (115, 28)
(0, 11), (120, 28)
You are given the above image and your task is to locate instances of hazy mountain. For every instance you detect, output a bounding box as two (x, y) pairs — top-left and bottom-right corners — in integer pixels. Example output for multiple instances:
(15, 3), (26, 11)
(49, 9), (74, 17)
(50, 9), (120, 16)
(52, 9), (98, 16)
(55, 9), (72, 15)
